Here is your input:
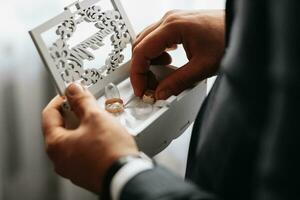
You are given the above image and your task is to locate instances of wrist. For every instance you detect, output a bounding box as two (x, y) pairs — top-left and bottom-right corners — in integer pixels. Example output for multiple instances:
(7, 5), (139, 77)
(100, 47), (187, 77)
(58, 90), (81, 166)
(101, 152), (154, 200)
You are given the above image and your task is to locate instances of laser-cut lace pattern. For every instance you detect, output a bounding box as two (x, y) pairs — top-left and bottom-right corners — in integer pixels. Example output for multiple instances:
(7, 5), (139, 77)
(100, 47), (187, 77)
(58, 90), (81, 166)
(49, 3), (131, 87)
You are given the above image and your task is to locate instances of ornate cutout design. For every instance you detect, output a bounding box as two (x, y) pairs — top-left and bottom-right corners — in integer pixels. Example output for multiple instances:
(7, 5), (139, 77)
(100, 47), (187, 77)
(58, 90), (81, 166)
(49, 1), (131, 87)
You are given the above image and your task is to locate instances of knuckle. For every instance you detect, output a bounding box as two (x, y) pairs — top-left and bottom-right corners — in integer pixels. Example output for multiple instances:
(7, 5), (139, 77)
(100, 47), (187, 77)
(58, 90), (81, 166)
(163, 10), (180, 19)
(42, 108), (49, 119)
(163, 20), (181, 32)
(45, 139), (61, 160)
(132, 45), (142, 57)
(164, 13), (181, 23)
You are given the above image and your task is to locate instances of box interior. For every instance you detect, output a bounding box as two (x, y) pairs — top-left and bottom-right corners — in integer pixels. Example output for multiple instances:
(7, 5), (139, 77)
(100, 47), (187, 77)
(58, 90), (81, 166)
(96, 65), (177, 136)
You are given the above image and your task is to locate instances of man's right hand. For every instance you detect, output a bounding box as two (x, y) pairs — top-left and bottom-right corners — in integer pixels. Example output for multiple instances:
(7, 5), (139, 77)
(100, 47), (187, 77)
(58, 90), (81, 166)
(131, 10), (225, 99)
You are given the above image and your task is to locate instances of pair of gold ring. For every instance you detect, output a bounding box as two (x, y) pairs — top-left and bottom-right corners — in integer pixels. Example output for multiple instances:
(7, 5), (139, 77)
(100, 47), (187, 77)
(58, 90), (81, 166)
(105, 90), (156, 114)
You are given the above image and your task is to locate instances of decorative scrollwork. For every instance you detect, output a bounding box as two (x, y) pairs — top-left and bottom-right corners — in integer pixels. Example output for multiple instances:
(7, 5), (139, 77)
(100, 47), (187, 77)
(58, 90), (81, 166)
(49, 39), (72, 72)
(56, 18), (76, 39)
(83, 6), (103, 22)
(49, 2), (131, 87)
(81, 68), (102, 85)
(61, 69), (81, 83)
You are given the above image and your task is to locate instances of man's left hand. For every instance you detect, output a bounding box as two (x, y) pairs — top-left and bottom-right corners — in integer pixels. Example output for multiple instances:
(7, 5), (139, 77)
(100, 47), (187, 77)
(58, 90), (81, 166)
(42, 83), (138, 193)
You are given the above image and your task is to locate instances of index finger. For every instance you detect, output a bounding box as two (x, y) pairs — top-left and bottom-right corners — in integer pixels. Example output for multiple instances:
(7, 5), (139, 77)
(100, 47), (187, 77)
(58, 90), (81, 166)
(42, 95), (65, 137)
(130, 23), (181, 97)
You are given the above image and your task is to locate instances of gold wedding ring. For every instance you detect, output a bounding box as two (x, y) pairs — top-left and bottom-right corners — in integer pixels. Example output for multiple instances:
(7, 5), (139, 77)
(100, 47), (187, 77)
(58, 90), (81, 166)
(105, 98), (124, 114)
(142, 90), (156, 104)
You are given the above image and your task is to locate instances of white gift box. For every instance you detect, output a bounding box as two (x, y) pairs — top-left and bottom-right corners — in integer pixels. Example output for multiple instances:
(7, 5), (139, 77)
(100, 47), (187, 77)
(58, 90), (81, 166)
(30, 0), (206, 157)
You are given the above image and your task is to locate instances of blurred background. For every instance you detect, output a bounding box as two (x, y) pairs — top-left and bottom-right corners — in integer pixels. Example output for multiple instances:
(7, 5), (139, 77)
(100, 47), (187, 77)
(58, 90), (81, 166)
(0, 0), (225, 199)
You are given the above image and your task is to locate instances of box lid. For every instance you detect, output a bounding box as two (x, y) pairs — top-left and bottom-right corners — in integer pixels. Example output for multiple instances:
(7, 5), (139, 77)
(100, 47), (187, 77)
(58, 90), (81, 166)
(30, 0), (136, 98)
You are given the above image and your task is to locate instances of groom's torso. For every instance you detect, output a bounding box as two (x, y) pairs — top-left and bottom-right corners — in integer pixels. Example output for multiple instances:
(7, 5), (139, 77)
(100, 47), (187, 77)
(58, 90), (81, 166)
(186, 0), (270, 199)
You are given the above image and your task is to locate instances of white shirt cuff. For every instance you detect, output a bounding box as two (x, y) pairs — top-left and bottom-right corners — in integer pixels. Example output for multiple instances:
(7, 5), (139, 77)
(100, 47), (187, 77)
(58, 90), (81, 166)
(110, 158), (154, 200)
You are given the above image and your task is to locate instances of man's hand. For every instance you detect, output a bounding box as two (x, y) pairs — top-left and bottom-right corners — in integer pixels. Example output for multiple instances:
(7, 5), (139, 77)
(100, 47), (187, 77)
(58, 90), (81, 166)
(42, 83), (138, 193)
(131, 10), (225, 99)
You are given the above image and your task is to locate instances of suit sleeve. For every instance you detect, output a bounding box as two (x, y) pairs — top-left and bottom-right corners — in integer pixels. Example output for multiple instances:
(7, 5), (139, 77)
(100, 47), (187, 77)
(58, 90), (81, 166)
(256, 1), (300, 199)
(120, 166), (217, 200)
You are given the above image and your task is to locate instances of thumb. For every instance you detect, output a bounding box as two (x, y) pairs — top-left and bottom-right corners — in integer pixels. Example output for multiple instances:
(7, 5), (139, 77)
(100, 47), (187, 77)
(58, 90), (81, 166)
(65, 83), (100, 120)
(155, 59), (205, 100)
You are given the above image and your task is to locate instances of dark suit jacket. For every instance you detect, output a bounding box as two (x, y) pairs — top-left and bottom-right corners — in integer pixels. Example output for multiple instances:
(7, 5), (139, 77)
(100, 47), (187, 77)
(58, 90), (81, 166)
(121, 0), (300, 199)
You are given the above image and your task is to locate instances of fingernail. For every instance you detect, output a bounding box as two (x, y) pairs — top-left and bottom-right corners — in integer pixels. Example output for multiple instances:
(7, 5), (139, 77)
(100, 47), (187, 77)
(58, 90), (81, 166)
(66, 83), (84, 96)
(157, 90), (172, 100)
